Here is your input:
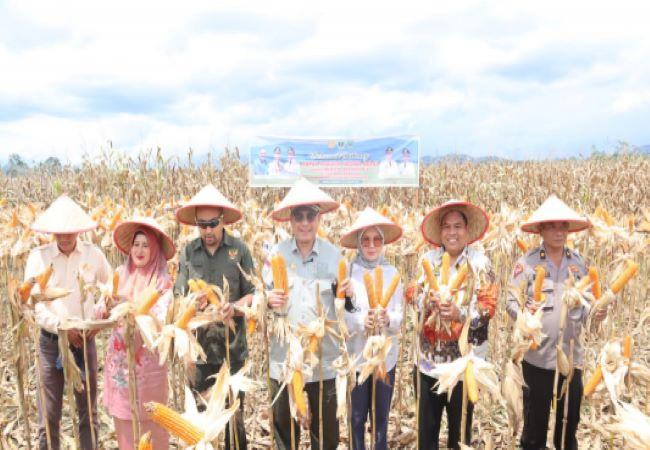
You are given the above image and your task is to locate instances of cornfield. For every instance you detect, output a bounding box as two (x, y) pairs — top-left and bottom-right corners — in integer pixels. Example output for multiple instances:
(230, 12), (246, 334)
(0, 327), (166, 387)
(1, 149), (648, 449)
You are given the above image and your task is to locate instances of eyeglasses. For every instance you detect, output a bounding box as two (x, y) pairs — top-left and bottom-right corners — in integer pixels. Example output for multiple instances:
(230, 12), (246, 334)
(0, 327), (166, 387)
(361, 236), (383, 248)
(291, 210), (318, 223)
(196, 218), (221, 229)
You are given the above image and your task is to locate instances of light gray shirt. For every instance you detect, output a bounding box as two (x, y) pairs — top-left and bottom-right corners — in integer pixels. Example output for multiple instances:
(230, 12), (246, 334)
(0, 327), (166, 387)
(263, 237), (342, 382)
(506, 244), (590, 370)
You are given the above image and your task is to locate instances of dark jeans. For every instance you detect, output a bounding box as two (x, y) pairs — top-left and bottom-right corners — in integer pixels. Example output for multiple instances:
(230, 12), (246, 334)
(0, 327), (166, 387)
(37, 331), (98, 450)
(415, 369), (473, 450)
(270, 378), (339, 450)
(191, 362), (248, 450)
(521, 360), (583, 450)
(351, 368), (395, 450)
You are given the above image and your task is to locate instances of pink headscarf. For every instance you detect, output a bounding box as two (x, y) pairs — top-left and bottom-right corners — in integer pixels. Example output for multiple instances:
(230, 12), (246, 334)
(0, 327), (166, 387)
(118, 227), (171, 301)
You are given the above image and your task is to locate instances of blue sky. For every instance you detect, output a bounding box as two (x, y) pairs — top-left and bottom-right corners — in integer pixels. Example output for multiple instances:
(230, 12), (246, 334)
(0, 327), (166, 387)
(1, 0), (649, 163)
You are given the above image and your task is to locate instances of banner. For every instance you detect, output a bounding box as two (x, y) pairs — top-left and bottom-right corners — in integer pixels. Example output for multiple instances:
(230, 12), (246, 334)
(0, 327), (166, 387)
(249, 136), (419, 187)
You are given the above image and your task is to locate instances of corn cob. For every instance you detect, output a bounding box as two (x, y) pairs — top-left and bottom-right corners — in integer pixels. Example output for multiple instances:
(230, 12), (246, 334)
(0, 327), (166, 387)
(533, 266), (545, 302)
(9, 210), (19, 228)
(440, 252), (450, 286)
(449, 263), (469, 291)
(374, 266), (383, 306)
(18, 279), (35, 303)
(623, 335), (633, 359)
(317, 226), (327, 238)
(187, 279), (200, 293)
(36, 264), (54, 290)
(247, 318), (258, 334)
(291, 371), (308, 418)
(175, 303), (197, 330)
(138, 431), (152, 450)
(584, 365), (603, 396)
(271, 255), (283, 291)
(278, 255), (288, 295)
(516, 238), (528, 254)
(611, 260), (639, 294)
(465, 360), (478, 403)
(380, 274), (401, 308)
(108, 209), (122, 230)
(136, 290), (161, 315)
(336, 259), (346, 299)
(588, 267), (601, 300)
(112, 271), (120, 296)
(145, 402), (204, 444)
(422, 259), (438, 292)
(364, 271), (377, 308)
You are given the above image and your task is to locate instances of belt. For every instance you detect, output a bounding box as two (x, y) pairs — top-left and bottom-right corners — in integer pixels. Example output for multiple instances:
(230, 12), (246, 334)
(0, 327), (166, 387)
(41, 329), (58, 341)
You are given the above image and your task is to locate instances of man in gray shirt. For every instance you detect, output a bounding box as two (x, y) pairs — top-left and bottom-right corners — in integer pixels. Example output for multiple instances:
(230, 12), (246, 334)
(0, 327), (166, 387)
(266, 178), (342, 450)
(506, 195), (607, 450)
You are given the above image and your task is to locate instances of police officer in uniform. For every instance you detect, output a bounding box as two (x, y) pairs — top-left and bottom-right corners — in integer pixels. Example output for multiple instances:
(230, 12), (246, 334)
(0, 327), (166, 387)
(506, 195), (607, 450)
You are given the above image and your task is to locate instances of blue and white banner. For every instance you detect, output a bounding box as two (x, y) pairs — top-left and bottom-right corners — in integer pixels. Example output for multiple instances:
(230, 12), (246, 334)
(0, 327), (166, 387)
(249, 135), (419, 187)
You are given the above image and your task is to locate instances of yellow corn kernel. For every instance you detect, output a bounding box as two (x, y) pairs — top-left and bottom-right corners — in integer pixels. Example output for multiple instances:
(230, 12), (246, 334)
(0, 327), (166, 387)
(36, 264), (54, 290)
(19, 279), (35, 303)
(440, 252), (451, 286)
(136, 290), (161, 315)
(380, 273), (401, 308)
(465, 360), (478, 403)
(611, 260), (639, 294)
(292, 371), (308, 419)
(138, 431), (152, 450)
(175, 303), (197, 330)
(449, 263), (469, 291)
(188, 279), (200, 293)
(364, 271), (377, 308)
(584, 365), (603, 397)
(422, 259), (438, 292)
(588, 267), (601, 300)
(533, 266), (545, 302)
(278, 256), (288, 295)
(145, 402), (204, 445)
(112, 271), (120, 297)
(337, 259), (347, 299)
(623, 335), (632, 359)
(374, 266), (383, 305)
(516, 238), (528, 254)
(247, 318), (257, 334)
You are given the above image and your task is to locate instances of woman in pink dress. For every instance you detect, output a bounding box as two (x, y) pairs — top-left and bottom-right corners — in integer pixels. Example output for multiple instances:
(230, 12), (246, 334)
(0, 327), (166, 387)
(104, 217), (176, 449)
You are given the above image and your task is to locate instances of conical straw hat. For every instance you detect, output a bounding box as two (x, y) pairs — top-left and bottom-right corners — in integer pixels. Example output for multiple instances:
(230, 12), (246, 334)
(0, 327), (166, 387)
(420, 199), (489, 246)
(30, 194), (97, 234)
(176, 184), (242, 225)
(271, 178), (339, 222)
(340, 207), (402, 249)
(113, 216), (176, 260)
(520, 195), (590, 234)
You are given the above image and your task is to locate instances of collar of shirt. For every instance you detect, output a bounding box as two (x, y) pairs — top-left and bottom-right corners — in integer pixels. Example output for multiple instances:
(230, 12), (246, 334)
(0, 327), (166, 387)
(429, 245), (469, 268)
(290, 237), (319, 261)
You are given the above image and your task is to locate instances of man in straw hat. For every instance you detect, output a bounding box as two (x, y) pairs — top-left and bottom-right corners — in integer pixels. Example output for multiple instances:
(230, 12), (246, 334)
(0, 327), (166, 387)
(417, 199), (497, 449)
(506, 195), (607, 450)
(174, 184), (254, 450)
(24, 194), (112, 449)
(265, 177), (342, 450)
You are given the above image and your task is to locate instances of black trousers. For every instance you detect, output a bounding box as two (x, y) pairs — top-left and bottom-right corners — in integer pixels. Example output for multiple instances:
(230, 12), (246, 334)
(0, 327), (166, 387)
(414, 369), (473, 450)
(521, 360), (583, 450)
(270, 378), (339, 450)
(350, 368), (396, 450)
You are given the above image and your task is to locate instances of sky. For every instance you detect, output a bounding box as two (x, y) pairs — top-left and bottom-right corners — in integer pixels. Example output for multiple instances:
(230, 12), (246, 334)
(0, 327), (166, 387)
(1, 0), (650, 163)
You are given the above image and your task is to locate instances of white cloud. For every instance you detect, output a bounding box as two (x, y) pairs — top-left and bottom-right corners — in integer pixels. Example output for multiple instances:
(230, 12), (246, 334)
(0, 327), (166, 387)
(1, 0), (650, 162)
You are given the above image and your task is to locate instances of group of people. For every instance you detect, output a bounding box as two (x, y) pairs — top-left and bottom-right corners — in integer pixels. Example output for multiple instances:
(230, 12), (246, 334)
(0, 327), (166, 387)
(23, 176), (608, 450)
(253, 146), (301, 177)
(377, 146), (416, 179)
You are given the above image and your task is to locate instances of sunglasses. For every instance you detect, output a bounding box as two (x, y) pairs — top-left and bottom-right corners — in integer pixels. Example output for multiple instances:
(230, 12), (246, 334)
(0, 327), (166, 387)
(361, 236), (383, 248)
(196, 218), (221, 229)
(291, 210), (318, 223)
